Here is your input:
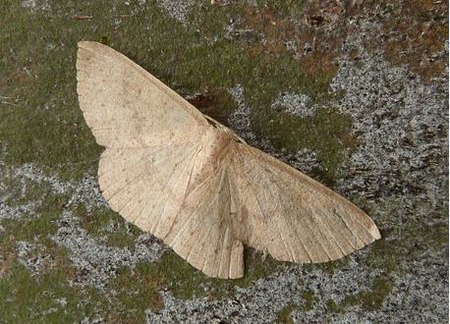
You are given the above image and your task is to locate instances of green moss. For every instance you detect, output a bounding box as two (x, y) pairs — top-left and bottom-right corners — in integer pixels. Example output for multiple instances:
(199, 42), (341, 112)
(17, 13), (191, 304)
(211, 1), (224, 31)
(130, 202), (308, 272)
(300, 289), (318, 311)
(235, 247), (286, 287)
(1, 193), (68, 244)
(326, 299), (341, 313)
(326, 277), (393, 313)
(185, 87), (238, 127)
(189, 2), (246, 39)
(1, 209), (154, 323)
(104, 230), (141, 249)
(124, 251), (231, 301)
(366, 222), (448, 274)
(0, 227), (18, 276)
(253, 107), (356, 183)
(0, 260), (164, 323)
(75, 205), (111, 234)
(310, 255), (352, 274)
(143, 251), (219, 300)
(0, 263), (94, 323)
(0, 0), (101, 182)
(1, 0), (341, 183)
(12, 241), (163, 322)
(276, 303), (297, 324)
(346, 277), (393, 311)
(419, 222), (448, 251)
(119, 247), (283, 301)
(365, 231), (399, 274)
(110, 265), (164, 322)
(75, 205), (142, 248)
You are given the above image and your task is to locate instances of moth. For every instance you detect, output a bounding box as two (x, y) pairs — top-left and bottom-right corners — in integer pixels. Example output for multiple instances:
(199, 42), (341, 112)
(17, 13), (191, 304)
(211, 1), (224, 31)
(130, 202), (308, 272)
(76, 41), (380, 279)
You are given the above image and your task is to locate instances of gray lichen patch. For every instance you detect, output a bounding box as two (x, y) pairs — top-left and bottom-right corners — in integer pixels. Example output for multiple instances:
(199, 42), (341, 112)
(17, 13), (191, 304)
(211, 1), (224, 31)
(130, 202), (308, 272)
(51, 210), (165, 289)
(107, 246), (284, 304)
(0, 201), (38, 221)
(331, 40), (448, 213)
(227, 84), (257, 143)
(74, 205), (137, 245)
(271, 92), (315, 118)
(145, 259), (404, 323)
(67, 175), (107, 212)
(21, 0), (50, 12)
(0, 163), (42, 220)
(156, 0), (193, 24)
(3, 163), (106, 215)
(146, 268), (303, 323)
(14, 164), (73, 195)
(15, 240), (50, 274)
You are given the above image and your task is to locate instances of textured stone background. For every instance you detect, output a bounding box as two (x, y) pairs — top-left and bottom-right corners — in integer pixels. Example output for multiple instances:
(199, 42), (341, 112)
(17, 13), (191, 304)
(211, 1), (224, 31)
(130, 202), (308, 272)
(0, 1), (448, 323)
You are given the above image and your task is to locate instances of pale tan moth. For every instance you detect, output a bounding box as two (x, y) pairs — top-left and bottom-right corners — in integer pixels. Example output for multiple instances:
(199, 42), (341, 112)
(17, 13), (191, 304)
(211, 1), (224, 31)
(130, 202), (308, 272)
(76, 41), (380, 279)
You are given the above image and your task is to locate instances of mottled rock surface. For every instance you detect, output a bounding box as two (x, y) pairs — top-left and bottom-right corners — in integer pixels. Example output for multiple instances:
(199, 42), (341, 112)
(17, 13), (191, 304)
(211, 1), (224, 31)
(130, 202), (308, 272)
(0, 1), (447, 323)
